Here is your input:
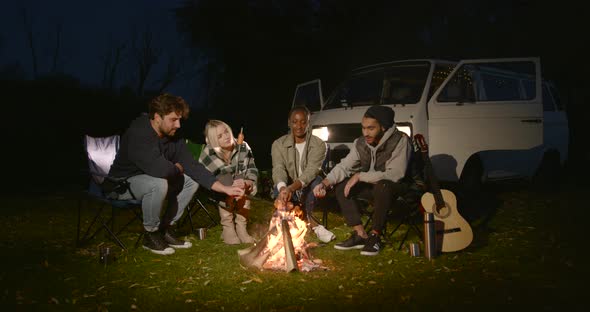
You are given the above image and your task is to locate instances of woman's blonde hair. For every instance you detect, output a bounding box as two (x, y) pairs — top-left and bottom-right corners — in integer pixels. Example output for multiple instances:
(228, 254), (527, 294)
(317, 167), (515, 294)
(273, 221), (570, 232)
(204, 120), (235, 157)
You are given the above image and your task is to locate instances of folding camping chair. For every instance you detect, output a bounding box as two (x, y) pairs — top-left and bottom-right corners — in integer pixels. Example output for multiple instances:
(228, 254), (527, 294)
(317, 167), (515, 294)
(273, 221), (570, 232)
(327, 134), (426, 251)
(76, 135), (143, 250)
(357, 178), (425, 251)
(178, 139), (218, 231)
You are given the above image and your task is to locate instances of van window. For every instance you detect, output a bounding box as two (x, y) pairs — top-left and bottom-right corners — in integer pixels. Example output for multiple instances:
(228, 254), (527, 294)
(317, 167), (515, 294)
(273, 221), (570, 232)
(293, 81), (323, 112)
(323, 62), (430, 109)
(381, 64), (430, 104)
(438, 61), (536, 103)
(337, 71), (383, 109)
(427, 64), (455, 101)
(437, 65), (477, 103)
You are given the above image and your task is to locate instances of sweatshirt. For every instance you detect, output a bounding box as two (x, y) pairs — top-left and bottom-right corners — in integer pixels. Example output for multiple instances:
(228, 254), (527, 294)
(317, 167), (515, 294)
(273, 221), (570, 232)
(108, 114), (217, 190)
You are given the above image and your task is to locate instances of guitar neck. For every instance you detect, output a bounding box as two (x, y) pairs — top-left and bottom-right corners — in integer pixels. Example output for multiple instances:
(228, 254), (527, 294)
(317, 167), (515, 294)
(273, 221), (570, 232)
(422, 152), (445, 209)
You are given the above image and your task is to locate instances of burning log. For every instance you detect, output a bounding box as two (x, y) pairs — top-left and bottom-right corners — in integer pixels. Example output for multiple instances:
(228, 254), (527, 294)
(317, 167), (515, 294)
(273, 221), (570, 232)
(238, 199), (322, 272)
(238, 225), (277, 269)
(281, 219), (298, 272)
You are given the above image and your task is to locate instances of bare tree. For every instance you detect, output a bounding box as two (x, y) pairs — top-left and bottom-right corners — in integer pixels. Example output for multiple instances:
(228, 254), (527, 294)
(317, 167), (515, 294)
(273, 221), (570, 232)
(100, 36), (127, 90)
(132, 26), (161, 95)
(154, 53), (179, 94)
(20, 8), (38, 78)
(51, 22), (62, 73)
(155, 49), (205, 94)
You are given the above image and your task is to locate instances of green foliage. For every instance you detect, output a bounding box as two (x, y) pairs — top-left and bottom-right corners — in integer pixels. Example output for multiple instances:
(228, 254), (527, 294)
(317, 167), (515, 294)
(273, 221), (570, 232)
(0, 181), (585, 310)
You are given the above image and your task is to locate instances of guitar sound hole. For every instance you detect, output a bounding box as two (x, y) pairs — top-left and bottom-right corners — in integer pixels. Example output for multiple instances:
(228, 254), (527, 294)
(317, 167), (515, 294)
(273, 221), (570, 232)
(434, 203), (451, 219)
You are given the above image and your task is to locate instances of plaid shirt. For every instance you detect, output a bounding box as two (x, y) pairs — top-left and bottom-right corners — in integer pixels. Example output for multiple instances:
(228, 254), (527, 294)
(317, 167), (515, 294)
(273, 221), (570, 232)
(198, 140), (258, 186)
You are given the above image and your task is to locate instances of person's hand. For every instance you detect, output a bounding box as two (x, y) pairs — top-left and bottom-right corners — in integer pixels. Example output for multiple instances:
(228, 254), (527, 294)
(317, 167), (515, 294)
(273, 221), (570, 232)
(224, 185), (245, 198)
(244, 180), (254, 193)
(313, 183), (327, 198)
(344, 173), (360, 198)
(232, 178), (245, 189)
(278, 186), (292, 202)
(174, 162), (184, 174)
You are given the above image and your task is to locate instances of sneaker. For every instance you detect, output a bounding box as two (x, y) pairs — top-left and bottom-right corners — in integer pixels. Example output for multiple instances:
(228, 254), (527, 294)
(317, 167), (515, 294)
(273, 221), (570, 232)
(360, 232), (382, 256)
(313, 225), (335, 243)
(143, 231), (175, 255)
(334, 231), (367, 250)
(164, 228), (193, 249)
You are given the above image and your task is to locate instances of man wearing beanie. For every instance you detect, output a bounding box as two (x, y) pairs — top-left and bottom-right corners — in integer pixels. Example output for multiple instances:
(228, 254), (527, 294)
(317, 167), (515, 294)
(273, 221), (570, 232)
(313, 105), (412, 256)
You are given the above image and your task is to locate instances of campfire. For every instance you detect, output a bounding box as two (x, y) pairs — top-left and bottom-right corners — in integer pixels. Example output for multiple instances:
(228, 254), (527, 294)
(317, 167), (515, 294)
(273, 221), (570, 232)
(238, 201), (323, 272)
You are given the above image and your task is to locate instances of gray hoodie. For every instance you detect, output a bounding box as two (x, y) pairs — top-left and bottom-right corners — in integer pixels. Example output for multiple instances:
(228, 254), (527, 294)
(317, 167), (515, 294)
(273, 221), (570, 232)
(325, 127), (412, 185)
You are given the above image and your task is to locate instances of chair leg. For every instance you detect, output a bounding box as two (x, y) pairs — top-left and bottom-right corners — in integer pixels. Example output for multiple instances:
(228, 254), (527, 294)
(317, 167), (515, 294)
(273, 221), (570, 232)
(77, 197), (134, 250)
(184, 204), (196, 234)
(135, 231), (145, 249)
(195, 198), (218, 227)
(101, 218), (128, 250)
(78, 203), (106, 246)
(77, 198), (83, 246)
(322, 203), (328, 228)
(179, 197), (217, 230)
(397, 225), (412, 251)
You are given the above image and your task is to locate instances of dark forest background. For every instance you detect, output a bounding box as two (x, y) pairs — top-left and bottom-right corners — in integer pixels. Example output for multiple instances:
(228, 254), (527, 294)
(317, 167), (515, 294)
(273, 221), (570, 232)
(1, 0), (588, 194)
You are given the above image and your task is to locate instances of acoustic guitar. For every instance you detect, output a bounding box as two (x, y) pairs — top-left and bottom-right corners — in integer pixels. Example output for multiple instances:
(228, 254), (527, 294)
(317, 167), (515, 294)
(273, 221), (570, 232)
(414, 134), (473, 252)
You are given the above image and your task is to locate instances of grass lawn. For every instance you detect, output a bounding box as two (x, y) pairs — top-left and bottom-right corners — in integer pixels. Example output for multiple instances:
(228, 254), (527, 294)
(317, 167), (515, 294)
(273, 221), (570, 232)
(0, 180), (586, 311)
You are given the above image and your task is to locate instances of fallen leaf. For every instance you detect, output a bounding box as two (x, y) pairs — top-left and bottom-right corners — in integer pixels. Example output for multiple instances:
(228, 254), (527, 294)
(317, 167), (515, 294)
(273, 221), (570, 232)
(182, 291), (195, 295)
(251, 276), (263, 283)
(129, 283), (140, 288)
(203, 280), (210, 286)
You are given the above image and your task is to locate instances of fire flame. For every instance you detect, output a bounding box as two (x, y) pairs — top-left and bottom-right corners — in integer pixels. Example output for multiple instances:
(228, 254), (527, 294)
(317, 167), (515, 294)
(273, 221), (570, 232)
(262, 206), (308, 270)
(238, 200), (324, 272)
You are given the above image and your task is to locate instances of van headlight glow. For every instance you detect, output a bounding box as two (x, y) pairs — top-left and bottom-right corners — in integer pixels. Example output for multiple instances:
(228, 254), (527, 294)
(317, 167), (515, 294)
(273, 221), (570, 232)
(312, 127), (330, 142)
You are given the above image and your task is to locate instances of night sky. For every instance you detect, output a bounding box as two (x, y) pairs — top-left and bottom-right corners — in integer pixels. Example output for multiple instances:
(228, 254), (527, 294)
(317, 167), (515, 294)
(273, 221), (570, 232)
(1, 0), (196, 101)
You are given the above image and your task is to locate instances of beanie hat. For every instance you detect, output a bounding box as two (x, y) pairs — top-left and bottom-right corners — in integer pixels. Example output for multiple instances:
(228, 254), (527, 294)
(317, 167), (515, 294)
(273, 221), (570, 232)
(364, 105), (395, 130)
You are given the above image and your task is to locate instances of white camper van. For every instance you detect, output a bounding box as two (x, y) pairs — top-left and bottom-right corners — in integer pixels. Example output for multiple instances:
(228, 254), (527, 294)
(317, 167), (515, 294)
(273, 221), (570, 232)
(292, 58), (568, 192)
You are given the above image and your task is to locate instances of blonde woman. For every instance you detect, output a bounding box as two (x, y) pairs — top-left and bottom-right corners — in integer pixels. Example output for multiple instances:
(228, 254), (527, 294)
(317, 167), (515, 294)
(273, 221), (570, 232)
(199, 120), (258, 244)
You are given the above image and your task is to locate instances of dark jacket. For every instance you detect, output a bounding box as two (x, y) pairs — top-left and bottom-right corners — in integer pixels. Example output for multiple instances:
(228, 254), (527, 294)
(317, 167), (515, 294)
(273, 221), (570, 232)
(109, 114), (217, 190)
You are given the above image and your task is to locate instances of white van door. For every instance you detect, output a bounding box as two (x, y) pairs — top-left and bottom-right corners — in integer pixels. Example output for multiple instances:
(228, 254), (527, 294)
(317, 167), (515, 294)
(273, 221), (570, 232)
(427, 58), (543, 181)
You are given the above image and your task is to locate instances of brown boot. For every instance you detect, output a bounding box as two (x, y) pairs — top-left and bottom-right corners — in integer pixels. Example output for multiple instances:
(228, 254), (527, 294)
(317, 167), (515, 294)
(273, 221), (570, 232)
(219, 207), (240, 245)
(235, 213), (254, 244)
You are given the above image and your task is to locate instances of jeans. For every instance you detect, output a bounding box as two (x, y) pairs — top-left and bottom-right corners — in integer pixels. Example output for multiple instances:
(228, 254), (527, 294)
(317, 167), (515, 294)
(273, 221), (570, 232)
(118, 174), (199, 232)
(274, 176), (322, 222)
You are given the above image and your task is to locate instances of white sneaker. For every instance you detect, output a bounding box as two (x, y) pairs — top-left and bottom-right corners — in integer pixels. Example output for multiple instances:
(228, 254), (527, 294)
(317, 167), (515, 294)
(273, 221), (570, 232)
(313, 225), (335, 243)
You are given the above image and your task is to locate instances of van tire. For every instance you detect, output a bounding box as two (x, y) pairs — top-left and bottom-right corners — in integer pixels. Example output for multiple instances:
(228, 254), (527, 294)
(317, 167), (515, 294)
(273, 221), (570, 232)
(458, 155), (485, 223)
(533, 150), (562, 191)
